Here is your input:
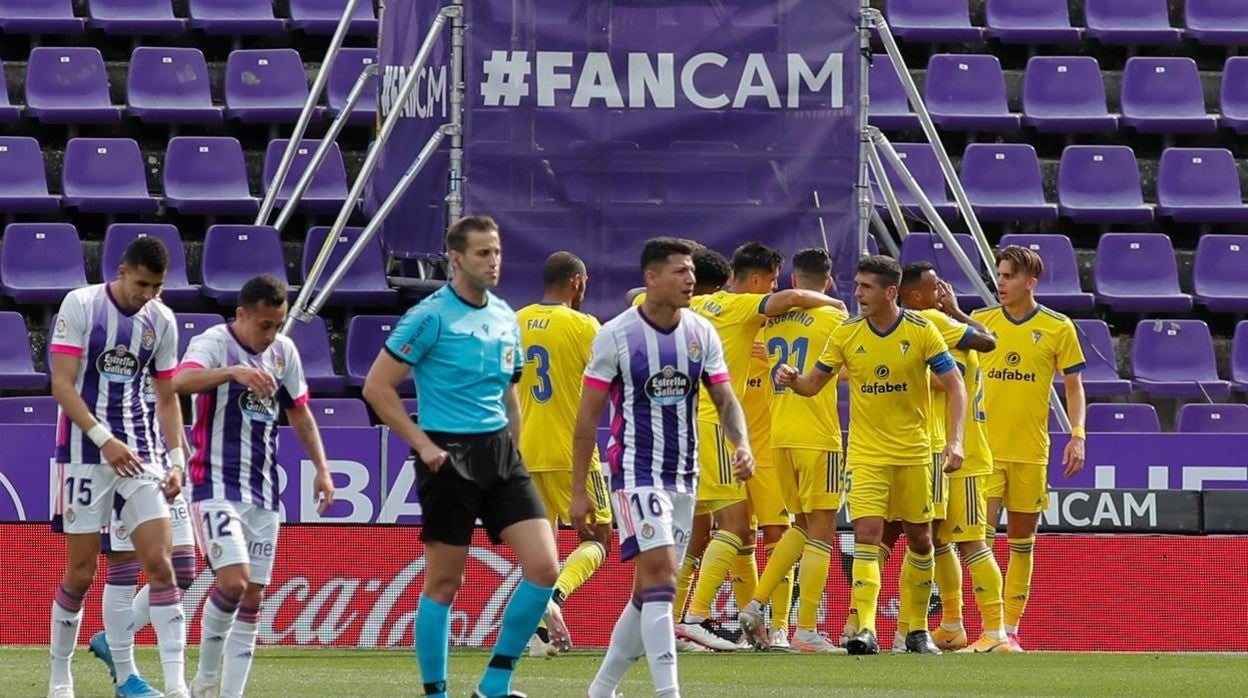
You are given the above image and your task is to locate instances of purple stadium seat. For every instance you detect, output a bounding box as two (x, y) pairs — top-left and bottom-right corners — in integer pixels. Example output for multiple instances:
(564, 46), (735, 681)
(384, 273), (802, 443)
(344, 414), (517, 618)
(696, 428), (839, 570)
(1177, 403), (1248, 433)
(886, 0), (981, 43)
(1021, 56), (1118, 134)
(868, 52), (919, 130)
(873, 143), (958, 220)
(172, 313), (225, 359)
(289, 0), (378, 35)
(1132, 320), (1230, 399)
(1087, 404), (1160, 433)
(0, 224), (88, 304)
(262, 139), (350, 214)
(225, 49), (314, 123)
(666, 141), (754, 205)
(1094, 233), (1192, 313)
(0, 137), (59, 213)
(960, 144), (1057, 222)
(899, 233), (988, 309)
(1221, 57), (1248, 133)
(24, 48), (122, 124)
(0, 60), (19, 122)
(1057, 146), (1153, 224)
(924, 54), (1020, 132)
(326, 48), (378, 126)
(305, 398), (371, 427)
(200, 225), (289, 305)
(1157, 148), (1248, 223)
(1233, 321), (1248, 393)
(346, 316), (413, 395)
(88, 0), (184, 34)
(1185, 0), (1248, 46)
(302, 226), (397, 307)
(401, 398), (418, 416)
(61, 138), (158, 214)
(1084, 0), (1180, 46)
(1193, 235), (1248, 313)
(0, 395), (59, 423)
(103, 224), (199, 306)
(188, 0), (285, 34)
(287, 317), (346, 394)
(1065, 319), (1131, 398)
(163, 137), (258, 215)
(984, 0), (1081, 44)
(0, 0), (84, 33)
(0, 313), (46, 391)
(127, 47), (222, 124)
(998, 234), (1093, 313)
(1120, 58), (1218, 134)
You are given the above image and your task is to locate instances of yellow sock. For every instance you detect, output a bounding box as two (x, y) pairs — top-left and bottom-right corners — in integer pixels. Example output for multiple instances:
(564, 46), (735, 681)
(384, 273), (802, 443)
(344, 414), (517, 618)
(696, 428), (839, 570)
(765, 542), (795, 632)
(554, 540), (606, 602)
(933, 544), (962, 627)
(850, 543), (882, 635)
(965, 546), (1004, 635)
(674, 554), (699, 621)
(1004, 537), (1035, 630)
(753, 527), (807, 606)
(986, 527), (996, 547)
(687, 531), (742, 619)
(843, 541), (890, 635)
(732, 546), (758, 610)
(796, 539), (831, 631)
(900, 548), (935, 633)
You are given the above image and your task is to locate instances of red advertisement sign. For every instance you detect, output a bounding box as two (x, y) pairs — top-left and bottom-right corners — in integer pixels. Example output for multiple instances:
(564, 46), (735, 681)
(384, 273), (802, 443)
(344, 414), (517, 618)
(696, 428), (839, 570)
(7, 525), (1245, 651)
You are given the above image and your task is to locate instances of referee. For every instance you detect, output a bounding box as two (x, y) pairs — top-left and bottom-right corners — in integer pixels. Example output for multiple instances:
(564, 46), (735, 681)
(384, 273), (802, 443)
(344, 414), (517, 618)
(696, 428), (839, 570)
(363, 215), (559, 698)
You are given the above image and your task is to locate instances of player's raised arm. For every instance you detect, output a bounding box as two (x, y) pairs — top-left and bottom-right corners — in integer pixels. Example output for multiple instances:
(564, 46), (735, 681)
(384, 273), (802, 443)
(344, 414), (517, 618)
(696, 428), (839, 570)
(935, 279), (996, 352)
(764, 287), (846, 315)
(174, 335), (277, 398)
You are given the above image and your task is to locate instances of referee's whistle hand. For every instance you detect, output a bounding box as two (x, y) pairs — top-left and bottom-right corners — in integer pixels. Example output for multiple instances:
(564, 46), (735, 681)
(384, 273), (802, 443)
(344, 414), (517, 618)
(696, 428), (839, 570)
(732, 447), (755, 482)
(418, 443), (449, 471)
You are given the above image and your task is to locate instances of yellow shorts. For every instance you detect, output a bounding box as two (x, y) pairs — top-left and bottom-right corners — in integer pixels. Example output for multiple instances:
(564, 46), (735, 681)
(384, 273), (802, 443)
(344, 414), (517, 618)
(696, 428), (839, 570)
(937, 475), (987, 543)
(985, 460), (1049, 514)
(531, 470), (614, 527)
(772, 448), (843, 514)
(747, 464), (789, 527)
(930, 452), (949, 521)
(696, 420), (746, 511)
(846, 462), (933, 524)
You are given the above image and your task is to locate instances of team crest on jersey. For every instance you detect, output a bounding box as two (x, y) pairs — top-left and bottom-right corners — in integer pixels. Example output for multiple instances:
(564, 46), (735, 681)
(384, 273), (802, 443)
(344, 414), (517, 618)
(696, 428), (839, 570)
(55, 316), (68, 338)
(645, 365), (693, 406)
(899, 340), (911, 356)
(210, 543), (222, 559)
(272, 355), (286, 379)
(141, 328), (156, 350)
(1031, 330), (1043, 345)
(97, 345), (141, 383)
(239, 391), (279, 424)
(1006, 351), (1022, 367)
(114, 525), (128, 540)
(874, 364), (890, 380)
(641, 523), (655, 539)
(687, 341), (703, 363)
(64, 508), (75, 523)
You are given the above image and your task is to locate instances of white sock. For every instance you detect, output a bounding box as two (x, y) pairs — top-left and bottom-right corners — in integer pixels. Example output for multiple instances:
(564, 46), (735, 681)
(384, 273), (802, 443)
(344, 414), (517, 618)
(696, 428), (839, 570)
(50, 596), (83, 686)
(197, 594), (236, 679)
(103, 583), (140, 681)
(149, 587), (188, 693)
(1005, 624), (1019, 634)
(220, 617), (259, 698)
(588, 600), (644, 698)
(131, 584), (151, 631)
(639, 600), (679, 697)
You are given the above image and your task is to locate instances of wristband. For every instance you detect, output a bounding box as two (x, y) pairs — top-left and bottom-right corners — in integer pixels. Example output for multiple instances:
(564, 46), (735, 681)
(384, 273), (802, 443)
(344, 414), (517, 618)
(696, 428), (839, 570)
(167, 447), (187, 470)
(86, 424), (113, 448)
(1071, 426), (1086, 439)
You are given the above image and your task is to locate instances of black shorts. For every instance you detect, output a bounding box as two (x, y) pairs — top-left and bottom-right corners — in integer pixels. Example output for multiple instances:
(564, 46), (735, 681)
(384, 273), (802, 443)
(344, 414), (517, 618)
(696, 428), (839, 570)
(416, 428), (546, 546)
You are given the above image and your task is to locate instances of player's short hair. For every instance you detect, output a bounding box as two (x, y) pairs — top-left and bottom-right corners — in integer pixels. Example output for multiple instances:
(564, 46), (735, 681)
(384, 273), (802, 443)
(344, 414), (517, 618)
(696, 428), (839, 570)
(542, 251), (585, 289)
(857, 255), (902, 288)
(692, 248), (731, 289)
(731, 242), (783, 278)
(239, 274), (287, 310)
(121, 236), (168, 275)
(900, 261), (934, 289)
(640, 237), (694, 271)
(792, 248), (832, 279)
(446, 215), (499, 253)
(998, 244), (1044, 280)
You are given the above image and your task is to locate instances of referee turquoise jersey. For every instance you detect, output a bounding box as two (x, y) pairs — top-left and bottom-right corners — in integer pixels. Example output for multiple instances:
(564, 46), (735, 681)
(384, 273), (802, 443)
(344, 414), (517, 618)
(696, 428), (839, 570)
(384, 284), (524, 433)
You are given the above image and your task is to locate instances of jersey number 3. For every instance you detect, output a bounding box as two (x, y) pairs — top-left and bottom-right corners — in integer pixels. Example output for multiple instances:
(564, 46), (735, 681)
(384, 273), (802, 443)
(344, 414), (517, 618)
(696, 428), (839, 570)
(527, 345), (553, 402)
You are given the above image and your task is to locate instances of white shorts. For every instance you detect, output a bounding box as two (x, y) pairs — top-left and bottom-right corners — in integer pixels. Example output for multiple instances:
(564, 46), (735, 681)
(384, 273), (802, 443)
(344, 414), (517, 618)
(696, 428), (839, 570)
(612, 487), (695, 563)
(56, 462), (170, 536)
(108, 492), (195, 553)
(192, 498), (281, 585)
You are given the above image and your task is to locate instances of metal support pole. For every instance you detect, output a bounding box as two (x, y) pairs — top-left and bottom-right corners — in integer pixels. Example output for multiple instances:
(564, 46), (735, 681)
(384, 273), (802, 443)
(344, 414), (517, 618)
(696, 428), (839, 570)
(854, 0), (873, 261)
(864, 140), (910, 244)
(273, 63), (379, 234)
(447, 0), (465, 226)
(255, 0), (364, 226)
(869, 208), (901, 258)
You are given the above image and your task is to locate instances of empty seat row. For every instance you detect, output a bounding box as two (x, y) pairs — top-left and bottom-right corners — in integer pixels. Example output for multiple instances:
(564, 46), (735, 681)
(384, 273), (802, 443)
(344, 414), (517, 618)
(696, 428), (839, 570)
(871, 54), (1248, 135)
(0, 0), (377, 36)
(0, 223), (396, 307)
(0, 47), (377, 126)
(0, 136), (350, 216)
(1045, 402), (1248, 433)
(873, 143), (1248, 226)
(0, 394), (415, 427)
(887, 0), (1248, 47)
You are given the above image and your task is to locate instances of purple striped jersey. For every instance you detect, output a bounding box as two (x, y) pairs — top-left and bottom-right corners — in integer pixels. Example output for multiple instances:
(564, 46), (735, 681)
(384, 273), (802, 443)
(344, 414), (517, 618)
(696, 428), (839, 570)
(583, 306), (729, 493)
(49, 285), (179, 465)
(181, 324), (308, 511)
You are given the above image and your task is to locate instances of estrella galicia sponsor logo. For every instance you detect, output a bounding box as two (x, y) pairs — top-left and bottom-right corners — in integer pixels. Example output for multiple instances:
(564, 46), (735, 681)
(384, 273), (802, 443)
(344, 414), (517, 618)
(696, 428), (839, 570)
(645, 365), (692, 406)
(861, 364), (907, 395)
(240, 391), (279, 424)
(97, 345), (141, 383)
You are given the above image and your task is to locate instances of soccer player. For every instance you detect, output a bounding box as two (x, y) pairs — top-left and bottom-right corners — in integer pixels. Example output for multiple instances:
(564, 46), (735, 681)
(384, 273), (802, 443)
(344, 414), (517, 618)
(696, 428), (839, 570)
(776, 255), (966, 656)
(577, 237), (753, 698)
(515, 251), (611, 657)
(898, 263), (1010, 653)
(363, 215), (560, 698)
(48, 237), (189, 698)
(677, 242), (843, 652)
(971, 245), (1086, 652)
(176, 274), (336, 698)
(738, 248), (848, 653)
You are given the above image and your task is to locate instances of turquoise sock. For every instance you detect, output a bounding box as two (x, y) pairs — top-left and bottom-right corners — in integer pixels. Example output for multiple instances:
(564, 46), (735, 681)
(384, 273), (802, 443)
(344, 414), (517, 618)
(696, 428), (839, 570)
(479, 579), (553, 697)
(415, 595), (450, 697)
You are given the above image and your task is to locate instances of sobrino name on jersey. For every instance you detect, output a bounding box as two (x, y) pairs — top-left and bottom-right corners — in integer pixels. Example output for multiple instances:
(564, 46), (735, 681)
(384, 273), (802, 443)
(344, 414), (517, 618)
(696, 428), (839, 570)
(645, 365), (693, 406)
(765, 310), (814, 328)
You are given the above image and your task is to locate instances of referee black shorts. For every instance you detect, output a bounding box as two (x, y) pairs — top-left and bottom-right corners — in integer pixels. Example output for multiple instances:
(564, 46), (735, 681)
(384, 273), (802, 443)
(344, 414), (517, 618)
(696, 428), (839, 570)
(416, 428), (546, 546)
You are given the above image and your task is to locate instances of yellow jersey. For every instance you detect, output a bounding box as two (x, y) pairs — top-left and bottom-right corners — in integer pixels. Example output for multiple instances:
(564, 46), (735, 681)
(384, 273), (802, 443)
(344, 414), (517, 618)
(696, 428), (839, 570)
(918, 310), (994, 478)
(744, 349), (773, 464)
(516, 302), (601, 472)
(970, 304), (1086, 466)
(918, 309), (974, 453)
(765, 305), (849, 451)
(689, 290), (770, 424)
(816, 310), (954, 467)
